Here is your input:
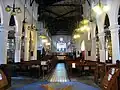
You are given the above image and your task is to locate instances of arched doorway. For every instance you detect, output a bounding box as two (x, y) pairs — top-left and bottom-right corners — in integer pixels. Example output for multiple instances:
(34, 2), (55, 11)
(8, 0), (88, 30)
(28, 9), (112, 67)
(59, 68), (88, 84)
(104, 14), (112, 63)
(95, 25), (100, 62)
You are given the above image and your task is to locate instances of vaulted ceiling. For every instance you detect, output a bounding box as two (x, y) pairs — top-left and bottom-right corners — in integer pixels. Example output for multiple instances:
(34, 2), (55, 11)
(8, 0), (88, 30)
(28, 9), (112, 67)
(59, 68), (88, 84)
(35, 0), (85, 35)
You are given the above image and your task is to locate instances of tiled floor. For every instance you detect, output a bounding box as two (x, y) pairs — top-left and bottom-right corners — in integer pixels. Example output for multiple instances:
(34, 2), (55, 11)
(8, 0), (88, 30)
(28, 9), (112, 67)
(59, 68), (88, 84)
(7, 77), (39, 90)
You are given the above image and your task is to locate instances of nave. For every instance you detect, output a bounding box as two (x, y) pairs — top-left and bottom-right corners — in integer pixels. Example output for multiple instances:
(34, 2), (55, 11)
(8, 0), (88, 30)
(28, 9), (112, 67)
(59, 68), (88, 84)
(5, 62), (100, 90)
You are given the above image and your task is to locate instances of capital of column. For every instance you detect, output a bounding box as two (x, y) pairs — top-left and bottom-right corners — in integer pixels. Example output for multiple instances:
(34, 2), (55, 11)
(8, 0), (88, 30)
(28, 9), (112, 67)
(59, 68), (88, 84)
(109, 24), (120, 33)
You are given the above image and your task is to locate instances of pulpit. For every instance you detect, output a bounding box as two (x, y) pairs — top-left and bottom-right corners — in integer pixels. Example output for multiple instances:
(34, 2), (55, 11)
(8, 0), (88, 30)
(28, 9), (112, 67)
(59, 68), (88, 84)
(0, 69), (8, 90)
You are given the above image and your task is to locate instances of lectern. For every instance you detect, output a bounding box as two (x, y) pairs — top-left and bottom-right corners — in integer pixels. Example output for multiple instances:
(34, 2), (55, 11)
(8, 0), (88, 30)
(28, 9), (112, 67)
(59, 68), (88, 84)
(0, 69), (8, 90)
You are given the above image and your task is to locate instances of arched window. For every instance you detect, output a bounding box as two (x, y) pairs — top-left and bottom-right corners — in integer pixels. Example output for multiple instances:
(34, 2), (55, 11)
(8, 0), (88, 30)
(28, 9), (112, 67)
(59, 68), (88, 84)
(7, 30), (15, 63)
(104, 14), (112, 63)
(0, 4), (3, 25)
(81, 40), (85, 60)
(81, 40), (85, 51)
(118, 6), (120, 25)
(0, 6), (1, 24)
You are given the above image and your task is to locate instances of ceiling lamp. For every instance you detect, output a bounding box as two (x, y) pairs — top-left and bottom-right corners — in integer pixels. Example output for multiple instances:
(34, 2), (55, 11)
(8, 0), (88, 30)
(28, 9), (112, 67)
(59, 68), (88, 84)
(80, 25), (90, 32)
(92, 0), (110, 15)
(46, 42), (51, 46)
(81, 19), (89, 25)
(42, 39), (48, 43)
(5, 0), (21, 15)
(39, 35), (47, 39)
(5, 0), (21, 26)
(73, 34), (80, 39)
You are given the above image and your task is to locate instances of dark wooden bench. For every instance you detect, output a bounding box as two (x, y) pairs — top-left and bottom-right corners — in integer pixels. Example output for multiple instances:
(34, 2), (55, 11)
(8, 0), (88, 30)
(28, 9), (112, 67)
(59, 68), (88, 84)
(101, 68), (120, 90)
(65, 59), (97, 76)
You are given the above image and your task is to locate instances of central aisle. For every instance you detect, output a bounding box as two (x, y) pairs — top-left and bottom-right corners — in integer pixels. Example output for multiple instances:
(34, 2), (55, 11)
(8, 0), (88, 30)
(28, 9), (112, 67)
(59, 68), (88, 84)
(50, 63), (70, 82)
(12, 63), (100, 90)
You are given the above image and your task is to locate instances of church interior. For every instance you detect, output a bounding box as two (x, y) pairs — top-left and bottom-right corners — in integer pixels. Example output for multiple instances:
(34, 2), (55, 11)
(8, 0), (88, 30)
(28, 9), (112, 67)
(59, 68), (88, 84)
(0, 0), (120, 90)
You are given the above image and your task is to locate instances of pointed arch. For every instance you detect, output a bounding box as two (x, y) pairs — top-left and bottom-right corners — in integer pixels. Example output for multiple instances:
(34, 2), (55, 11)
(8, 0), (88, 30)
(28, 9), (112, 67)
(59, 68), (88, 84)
(104, 14), (110, 29)
(118, 6), (120, 25)
(95, 25), (99, 41)
(95, 25), (100, 62)
(104, 14), (112, 63)
(81, 40), (85, 51)
(0, 3), (3, 24)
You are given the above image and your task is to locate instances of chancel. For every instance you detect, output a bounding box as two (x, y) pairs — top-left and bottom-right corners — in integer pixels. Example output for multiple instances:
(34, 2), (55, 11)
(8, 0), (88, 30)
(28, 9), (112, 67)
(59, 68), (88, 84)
(0, 0), (120, 90)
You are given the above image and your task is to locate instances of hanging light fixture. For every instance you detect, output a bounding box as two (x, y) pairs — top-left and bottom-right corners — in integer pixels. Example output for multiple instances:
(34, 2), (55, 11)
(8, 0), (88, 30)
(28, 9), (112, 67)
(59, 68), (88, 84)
(92, 0), (110, 15)
(42, 39), (48, 43)
(5, 0), (21, 26)
(5, 0), (21, 15)
(73, 34), (80, 39)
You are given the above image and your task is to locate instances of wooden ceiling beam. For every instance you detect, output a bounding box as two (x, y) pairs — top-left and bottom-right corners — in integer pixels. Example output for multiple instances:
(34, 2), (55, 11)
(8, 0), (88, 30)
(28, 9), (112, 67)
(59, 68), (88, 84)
(55, 8), (80, 19)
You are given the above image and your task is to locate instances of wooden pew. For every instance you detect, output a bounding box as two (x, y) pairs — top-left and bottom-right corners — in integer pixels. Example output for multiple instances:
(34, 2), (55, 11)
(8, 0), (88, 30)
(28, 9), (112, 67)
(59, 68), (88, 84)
(65, 59), (97, 76)
(13, 55), (58, 78)
(94, 62), (106, 84)
(101, 68), (120, 90)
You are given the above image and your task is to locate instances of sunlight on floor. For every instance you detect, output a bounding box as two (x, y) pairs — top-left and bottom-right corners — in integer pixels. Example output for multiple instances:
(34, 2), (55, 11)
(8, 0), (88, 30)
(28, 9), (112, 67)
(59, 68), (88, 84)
(50, 63), (69, 82)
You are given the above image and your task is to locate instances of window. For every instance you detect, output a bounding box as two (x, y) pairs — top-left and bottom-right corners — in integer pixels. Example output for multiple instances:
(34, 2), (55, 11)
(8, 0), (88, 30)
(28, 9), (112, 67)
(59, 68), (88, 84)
(57, 42), (67, 52)
(88, 51), (91, 56)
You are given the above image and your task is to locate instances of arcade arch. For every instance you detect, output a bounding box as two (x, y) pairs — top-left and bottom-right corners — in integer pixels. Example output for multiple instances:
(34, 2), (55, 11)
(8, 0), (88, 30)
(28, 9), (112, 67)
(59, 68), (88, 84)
(104, 14), (112, 63)
(95, 25), (100, 62)
(7, 15), (19, 63)
(0, 3), (3, 25)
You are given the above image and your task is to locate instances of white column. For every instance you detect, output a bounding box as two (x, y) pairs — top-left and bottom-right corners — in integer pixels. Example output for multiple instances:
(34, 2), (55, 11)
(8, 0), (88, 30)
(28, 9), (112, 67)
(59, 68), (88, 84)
(33, 31), (37, 60)
(90, 22), (96, 61)
(0, 25), (7, 64)
(75, 39), (80, 57)
(91, 37), (96, 61)
(31, 30), (37, 60)
(24, 24), (30, 61)
(98, 32), (106, 63)
(109, 24), (120, 64)
(14, 35), (21, 62)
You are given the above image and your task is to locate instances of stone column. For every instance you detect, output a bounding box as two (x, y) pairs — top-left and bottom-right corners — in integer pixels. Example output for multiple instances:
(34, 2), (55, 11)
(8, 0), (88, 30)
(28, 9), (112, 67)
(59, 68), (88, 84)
(0, 25), (7, 64)
(91, 37), (96, 61)
(14, 13), (23, 62)
(109, 24), (120, 64)
(75, 39), (80, 58)
(33, 31), (37, 60)
(14, 35), (21, 62)
(90, 22), (96, 61)
(98, 32), (106, 63)
(24, 24), (30, 61)
(30, 30), (37, 60)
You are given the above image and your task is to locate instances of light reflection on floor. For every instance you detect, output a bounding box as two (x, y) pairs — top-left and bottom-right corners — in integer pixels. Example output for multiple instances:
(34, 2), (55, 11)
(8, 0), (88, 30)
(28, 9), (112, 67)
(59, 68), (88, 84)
(50, 63), (69, 82)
